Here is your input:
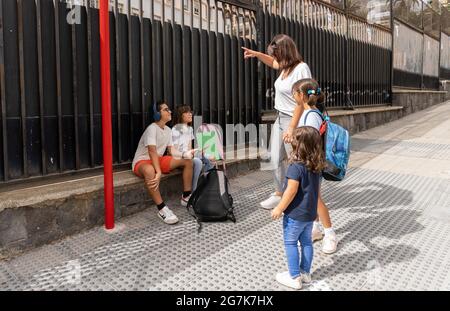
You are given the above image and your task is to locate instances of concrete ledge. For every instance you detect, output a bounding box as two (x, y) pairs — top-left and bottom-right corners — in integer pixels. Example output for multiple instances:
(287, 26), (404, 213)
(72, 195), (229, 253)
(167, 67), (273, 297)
(262, 89), (448, 135)
(262, 105), (405, 135)
(0, 155), (261, 258)
(393, 88), (447, 94)
(330, 106), (406, 135)
(440, 81), (450, 101)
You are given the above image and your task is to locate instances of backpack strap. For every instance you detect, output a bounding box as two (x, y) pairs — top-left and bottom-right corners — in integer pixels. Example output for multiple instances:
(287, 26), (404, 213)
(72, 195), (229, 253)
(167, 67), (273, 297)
(186, 201), (203, 233)
(305, 109), (327, 136)
(186, 173), (210, 233)
(304, 109), (324, 123)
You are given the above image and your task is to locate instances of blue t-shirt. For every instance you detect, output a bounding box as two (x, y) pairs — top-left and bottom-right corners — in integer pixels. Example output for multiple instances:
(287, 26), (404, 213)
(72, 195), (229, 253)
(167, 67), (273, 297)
(283, 162), (320, 222)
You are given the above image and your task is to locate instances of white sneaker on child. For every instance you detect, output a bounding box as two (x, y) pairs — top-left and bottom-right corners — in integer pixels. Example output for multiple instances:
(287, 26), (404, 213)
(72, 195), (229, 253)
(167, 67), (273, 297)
(301, 273), (312, 284)
(157, 206), (179, 225)
(275, 271), (302, 290)
(260, 193), (281, 210)
(180, 194), (191, 207)
(312, 228), (324, 242)
(322, 233), (338, 254)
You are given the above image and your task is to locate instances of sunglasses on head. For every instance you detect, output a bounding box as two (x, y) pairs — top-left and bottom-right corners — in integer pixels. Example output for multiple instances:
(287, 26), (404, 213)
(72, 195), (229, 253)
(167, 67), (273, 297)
(162, 108), (171, 112)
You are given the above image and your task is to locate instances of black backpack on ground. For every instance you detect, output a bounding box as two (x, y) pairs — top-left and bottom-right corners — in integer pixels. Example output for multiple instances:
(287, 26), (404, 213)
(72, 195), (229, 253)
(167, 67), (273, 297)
(186, 168), (235, 232)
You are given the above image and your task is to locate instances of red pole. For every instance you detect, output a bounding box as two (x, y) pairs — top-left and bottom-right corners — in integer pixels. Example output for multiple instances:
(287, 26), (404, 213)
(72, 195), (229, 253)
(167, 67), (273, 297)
(100, 0), (114, 229)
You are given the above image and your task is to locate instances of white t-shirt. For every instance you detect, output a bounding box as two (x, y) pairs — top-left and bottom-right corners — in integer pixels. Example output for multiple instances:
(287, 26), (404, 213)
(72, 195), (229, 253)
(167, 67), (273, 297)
(274, 62), (312, 116)
(298, 109), (323, 131)
(132, 123), (173, 170)
(172, 124), (195, 153)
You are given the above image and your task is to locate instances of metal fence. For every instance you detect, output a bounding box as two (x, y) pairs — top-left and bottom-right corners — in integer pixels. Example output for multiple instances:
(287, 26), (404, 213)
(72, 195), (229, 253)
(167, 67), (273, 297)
(0, 0), (394, 184)
(0, 0), (260, 182)
(258, 0), (392, 111)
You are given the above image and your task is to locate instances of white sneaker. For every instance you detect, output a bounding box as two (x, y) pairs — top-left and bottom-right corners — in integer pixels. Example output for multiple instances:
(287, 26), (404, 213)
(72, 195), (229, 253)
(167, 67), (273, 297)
(275, 271), (302, 290)
(322, 233), (338, 254)
(157, 206), (179, 224)
(260, 193), (281, 210)
(312, 227), (324, 242)
(180, 194), (191, 207)
(301, 273), (312, 284)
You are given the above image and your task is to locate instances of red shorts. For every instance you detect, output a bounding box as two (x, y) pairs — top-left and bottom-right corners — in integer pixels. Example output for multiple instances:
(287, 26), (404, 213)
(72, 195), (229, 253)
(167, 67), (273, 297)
(133, 156), (173, 177)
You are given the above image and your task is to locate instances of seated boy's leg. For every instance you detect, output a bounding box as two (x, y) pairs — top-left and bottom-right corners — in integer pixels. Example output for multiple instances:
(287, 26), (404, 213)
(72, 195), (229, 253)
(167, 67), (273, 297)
(298, 221), (314, 274)
(201, 155), (215, 171)
(169, 158), (193, 192)
(192, 158), (203, 191)
(137, 162), (163, 205)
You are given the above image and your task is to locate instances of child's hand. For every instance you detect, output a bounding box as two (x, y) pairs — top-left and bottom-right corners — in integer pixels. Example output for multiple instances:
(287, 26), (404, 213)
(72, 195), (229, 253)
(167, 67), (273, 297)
(283, 127), (294, 143)
(271, 207), (283, 220)
(190, 149), (198, 157)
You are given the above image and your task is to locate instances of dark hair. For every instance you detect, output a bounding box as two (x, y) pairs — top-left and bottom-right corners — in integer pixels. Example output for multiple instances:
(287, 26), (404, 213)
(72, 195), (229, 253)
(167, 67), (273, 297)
(155, 100), (167, 113)
(174, 105), (192, 125)
(289, 126), (326, 173)
(292, 78), (325, 112)
(267, 34), (303, 76)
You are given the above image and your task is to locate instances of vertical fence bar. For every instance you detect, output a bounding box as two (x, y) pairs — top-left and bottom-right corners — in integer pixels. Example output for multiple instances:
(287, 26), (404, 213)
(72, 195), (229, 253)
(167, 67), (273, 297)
(36, 0), (47, 175)
(17, 0), (28, 177)
(71, 1), (80, 170)
(140, 0), (145, 130)
(127, 0), (134, 154)
(54, 0), (64, 172)
(216, 0), (221, 125)
(171, 0), (176, 110)
(87, 0), (95, 167)
(190, 0), (194, 114)
(237, 7), (243, 126)
(162, 0), (165, 22)
(199, 0), (204, 118)
(114, 0), (122, 162)
(172, 0), (175, 25)
(207, 0), (214, 122)
(181, 0), (187, 108)
(0, 0), (8, 180)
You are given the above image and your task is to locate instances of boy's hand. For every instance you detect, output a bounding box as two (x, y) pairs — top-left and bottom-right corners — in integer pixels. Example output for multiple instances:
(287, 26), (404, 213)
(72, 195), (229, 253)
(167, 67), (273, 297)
(148, 172), (161, 191)
(271, 206), (283, 220)
(189, 149), (198, 157)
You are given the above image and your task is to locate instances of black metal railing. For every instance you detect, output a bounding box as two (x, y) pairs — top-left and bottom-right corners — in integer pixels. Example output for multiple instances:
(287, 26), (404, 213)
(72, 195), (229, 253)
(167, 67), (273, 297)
(0, 0), (399, 184)
(258, 0), (392, 111)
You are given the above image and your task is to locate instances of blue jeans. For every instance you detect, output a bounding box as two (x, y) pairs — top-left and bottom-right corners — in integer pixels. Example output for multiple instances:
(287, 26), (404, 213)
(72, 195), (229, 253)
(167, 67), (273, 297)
(283, 215), (314, 278)
(192, 156), (214, 191)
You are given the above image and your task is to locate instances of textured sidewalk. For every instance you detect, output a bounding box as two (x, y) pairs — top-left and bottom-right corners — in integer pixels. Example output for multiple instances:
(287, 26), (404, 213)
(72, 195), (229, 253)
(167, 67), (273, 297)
(1, 101), (450, 291)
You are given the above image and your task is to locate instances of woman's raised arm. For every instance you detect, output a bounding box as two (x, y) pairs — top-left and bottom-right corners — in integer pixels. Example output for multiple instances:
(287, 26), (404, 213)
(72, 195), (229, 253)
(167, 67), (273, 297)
(242, 47), (279, 69)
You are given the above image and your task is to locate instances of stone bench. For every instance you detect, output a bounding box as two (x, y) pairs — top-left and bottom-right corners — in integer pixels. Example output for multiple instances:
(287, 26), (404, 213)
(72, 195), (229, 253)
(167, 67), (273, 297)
(0, 153), (260, 258)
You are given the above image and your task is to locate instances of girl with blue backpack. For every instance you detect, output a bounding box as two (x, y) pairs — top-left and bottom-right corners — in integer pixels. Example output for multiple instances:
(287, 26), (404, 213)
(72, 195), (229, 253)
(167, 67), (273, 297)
(290, 78), (339, 254)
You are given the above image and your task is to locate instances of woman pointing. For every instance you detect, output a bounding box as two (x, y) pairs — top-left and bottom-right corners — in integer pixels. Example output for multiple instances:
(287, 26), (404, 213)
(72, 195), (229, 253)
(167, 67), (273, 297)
(243, 34), (338, 254)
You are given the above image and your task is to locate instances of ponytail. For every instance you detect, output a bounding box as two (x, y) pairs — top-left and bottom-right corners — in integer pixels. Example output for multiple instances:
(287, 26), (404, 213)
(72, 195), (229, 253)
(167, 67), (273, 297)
(292, 78), (326, 111)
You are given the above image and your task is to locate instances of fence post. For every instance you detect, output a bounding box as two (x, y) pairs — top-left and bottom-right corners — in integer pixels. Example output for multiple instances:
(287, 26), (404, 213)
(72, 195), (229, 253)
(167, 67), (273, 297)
(100, 0), (114, 230)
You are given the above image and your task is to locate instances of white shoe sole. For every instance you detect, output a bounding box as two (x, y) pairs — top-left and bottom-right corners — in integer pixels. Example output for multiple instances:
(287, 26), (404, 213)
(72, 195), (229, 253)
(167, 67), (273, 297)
(322, 240), (338, 254)
(275, 274), (302, 290)
(158, 215), (179, 225)
(322, 246), (337, 254)
(260, 202), (276, 210)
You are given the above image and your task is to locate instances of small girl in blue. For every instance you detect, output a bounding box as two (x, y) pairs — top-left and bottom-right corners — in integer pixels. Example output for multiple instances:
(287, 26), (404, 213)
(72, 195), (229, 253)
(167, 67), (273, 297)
(271, 126), (326, 290)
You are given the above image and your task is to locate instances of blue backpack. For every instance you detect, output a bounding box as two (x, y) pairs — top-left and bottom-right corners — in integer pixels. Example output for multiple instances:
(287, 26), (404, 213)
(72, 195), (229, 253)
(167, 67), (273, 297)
(304, 110), (351, 181)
